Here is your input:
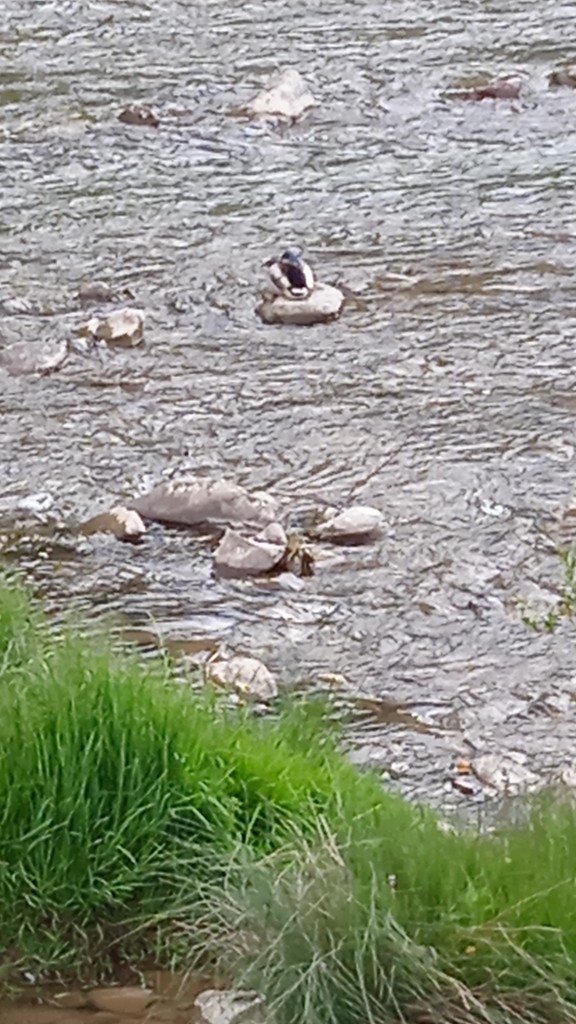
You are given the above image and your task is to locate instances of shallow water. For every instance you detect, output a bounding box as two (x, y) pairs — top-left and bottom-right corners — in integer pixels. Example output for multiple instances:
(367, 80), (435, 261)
(2, 0), (576, 808)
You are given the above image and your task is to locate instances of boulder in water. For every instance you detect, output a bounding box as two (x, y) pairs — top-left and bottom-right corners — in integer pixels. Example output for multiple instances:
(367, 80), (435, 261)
(79, 506), (146, 544)
(0, 337), (69, 376)
(314, 505), (384, 543)
(549, 64), (576, 88)
(256, 283), (344, 326)
(77, 280), (114, 304)
(206, 655), (278, 701)
(131, 476), (279, 528)
(241, 68), (315, 121)
(214, 523), (287, 576)
(79, 307), (144, 347)
(118, 103), (160, 127)
(444, 74), (521, 101)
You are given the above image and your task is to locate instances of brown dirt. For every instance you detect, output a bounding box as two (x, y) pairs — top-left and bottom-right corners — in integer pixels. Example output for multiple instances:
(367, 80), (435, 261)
(0, 973), (214, 1024)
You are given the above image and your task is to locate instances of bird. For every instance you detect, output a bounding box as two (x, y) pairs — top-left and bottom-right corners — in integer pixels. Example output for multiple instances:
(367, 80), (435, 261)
(264, 248), (315, 299)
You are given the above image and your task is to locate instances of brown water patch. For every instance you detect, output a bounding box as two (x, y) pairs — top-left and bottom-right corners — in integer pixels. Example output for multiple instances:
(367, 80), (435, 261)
(0, 974), (214, 1024)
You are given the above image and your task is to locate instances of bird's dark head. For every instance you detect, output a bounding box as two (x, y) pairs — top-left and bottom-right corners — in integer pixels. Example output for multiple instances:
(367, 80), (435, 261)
(280, 248), (303, 265)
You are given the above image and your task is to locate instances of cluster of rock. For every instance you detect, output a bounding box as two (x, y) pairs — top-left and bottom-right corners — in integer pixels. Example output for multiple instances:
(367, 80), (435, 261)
(79, 474), (384, 700)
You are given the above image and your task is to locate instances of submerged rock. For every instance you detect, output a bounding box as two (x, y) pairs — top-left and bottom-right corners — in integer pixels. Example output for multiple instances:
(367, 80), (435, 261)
(214, 524), (314, 578)
(214, 522), (287, 576)
(77, 279), (114, 304)
(79, 506), (146, 544)
(88, 987), (154, 1014)
(445, 74), (521, 101)
(118, 103), (160, 127)
(78, 307), (144, 347)
(314, 505), (384, 543)
(241, 68), (315, 121)
(195, 988), (265, 1024)
(131, 476), (279, 528)
(206, 655), (278, 701)
(256, 283), (344, 326)
(549, 64), (576, 88)
(472, 752), (540, 795)
(0, 337), (69, 376)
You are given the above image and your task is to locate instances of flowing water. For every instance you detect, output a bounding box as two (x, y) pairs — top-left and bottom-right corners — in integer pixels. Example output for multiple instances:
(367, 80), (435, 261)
(2, 0), (576, 808)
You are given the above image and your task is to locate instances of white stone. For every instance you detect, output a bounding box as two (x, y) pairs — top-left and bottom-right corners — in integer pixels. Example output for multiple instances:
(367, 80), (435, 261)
(256, 283), (344, 326)
(195, 989), (265, 1024)
(214, 523), (287, 576)
(131, 476), (278, 528)
(79, 506), (146, 543)
(247, 68), (315, 121)
(79, 307), (144, 347)
(316, 505), (384, 542)
(473, 752), (540, 794)
(206, 655), (278, 701)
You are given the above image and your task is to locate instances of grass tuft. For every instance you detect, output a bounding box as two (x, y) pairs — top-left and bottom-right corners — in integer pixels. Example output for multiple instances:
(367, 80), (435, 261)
(2, 574), (576, 1023)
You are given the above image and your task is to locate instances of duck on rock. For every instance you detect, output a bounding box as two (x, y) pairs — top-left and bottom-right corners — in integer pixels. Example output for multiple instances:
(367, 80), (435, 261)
(265, 248), (315, 299)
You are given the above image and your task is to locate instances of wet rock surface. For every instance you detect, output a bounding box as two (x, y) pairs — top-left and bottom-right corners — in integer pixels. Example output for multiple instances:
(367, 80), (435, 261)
(79, 308), (145, 348)
(79, 507), (146, 543)
(239, 68), (315, 121)
(206, 655), (278, 700)
(214, 523), (287, 576)
(0, 337), (69, 376)
(444, 74), (521, 100)
(256, 284), (344, 326)
(549, 64), (576, 87)
(118, 104), (160, 127)
(130, 478), (279, 529)
(313, 505), (384, 543)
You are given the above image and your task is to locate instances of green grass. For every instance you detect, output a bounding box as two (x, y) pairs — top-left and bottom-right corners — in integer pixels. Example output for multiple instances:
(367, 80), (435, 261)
(2, 574), (576, 1022)
(523, 545), (576, 632)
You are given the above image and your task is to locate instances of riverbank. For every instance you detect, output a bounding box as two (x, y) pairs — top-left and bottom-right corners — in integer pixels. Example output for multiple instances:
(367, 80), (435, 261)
(2, 575), (576, 1023)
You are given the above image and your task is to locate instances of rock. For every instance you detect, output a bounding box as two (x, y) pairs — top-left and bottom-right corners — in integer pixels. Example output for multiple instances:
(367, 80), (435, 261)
(243, 68), (314, 121)
(472, 752), (540, 794)
(0, 337), (69, 376)
(561, 763), (576, 787)
(131, 476), (279, 529)
(79, 506), (146, 543)
(256, 283), (344, 326)
(195, 988), (265, 1024)
(315, 505), (384, 543)
(206, 655), (278, 700)
(77, 279), (114, 304)
(549, 65), (576, 88)
(445, 74), (521, 101)
(214, 523), (287, 576)
(79, 307), (144, 347)
(53, 991), (89, 1009)
(88, 986), (154, 1014)
(118, 103), (160, 127)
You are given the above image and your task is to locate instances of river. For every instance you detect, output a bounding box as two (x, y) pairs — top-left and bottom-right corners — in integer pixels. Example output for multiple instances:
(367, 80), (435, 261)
(2, 0), (576, 809)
